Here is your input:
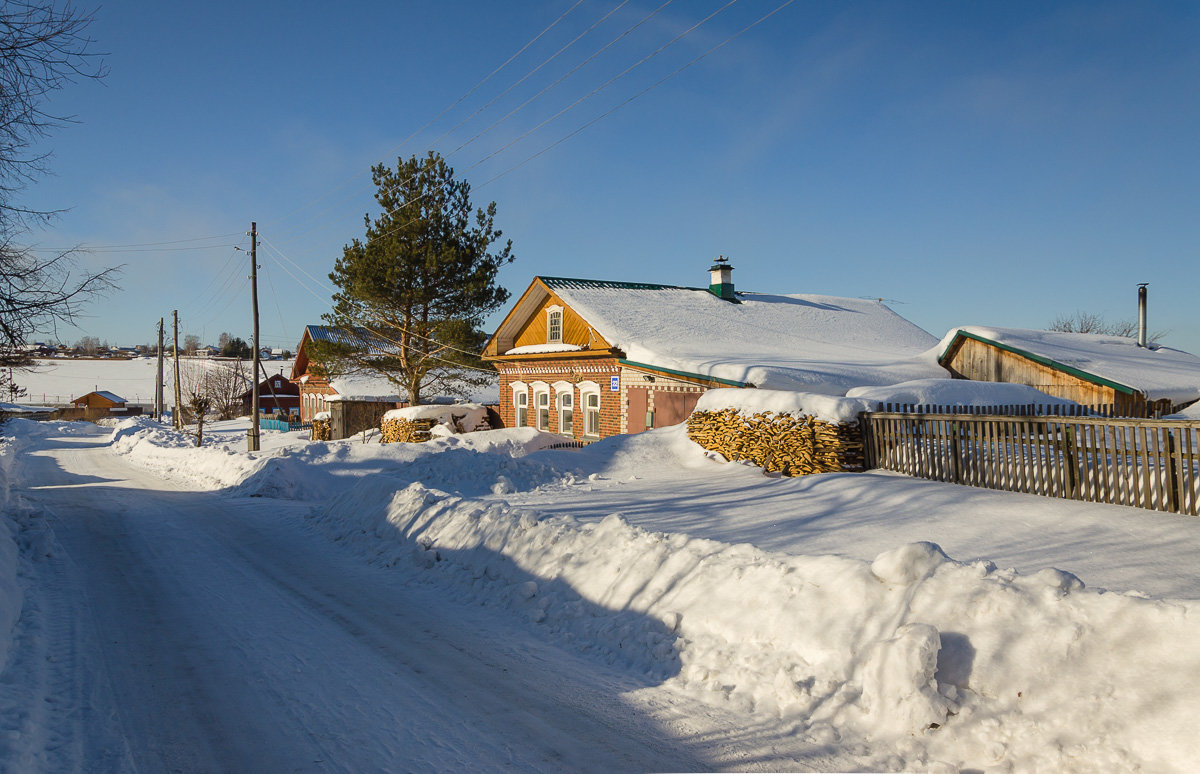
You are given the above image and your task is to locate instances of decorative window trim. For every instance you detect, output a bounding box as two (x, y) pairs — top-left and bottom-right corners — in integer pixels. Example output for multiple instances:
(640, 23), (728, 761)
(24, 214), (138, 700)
(546, 305), (564, 344)
(551, 380), (574, 396)
(558, 390), (574, 436)
(531, 381), (550, 431)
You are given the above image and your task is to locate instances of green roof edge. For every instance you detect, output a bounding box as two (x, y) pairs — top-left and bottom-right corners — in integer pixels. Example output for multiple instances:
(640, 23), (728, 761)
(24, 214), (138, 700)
(618, 358), (748, 388)
(538, 275), (708, 292)
(940, 330), (1137, 396)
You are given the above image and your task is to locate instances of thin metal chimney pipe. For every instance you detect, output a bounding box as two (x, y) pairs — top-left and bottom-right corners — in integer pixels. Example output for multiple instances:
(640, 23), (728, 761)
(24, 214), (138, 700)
(1137, 283), (1148, 348)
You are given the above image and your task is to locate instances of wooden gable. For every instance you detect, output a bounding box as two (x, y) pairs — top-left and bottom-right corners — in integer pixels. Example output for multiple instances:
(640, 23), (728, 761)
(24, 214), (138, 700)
(483, 278), (612, 358)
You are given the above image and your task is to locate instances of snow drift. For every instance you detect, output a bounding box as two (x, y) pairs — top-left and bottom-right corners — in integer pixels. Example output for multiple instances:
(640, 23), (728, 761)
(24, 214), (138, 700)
(311, 478), (1200, 772)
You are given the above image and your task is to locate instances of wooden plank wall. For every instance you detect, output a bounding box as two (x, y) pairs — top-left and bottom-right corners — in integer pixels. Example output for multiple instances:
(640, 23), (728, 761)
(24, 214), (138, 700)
(863, 412), (1200, 516)
(943, 337), (1149, 416)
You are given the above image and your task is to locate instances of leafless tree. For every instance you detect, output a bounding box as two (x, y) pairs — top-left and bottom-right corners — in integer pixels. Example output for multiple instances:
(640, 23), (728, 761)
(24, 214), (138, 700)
(208, 359), (251, 420)
(0, 2), (115, 369)
(1049, 311), (1165, 343)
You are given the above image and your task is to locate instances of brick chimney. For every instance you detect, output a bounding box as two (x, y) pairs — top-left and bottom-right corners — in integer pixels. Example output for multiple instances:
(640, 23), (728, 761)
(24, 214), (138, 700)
(708, 256), (736, 301)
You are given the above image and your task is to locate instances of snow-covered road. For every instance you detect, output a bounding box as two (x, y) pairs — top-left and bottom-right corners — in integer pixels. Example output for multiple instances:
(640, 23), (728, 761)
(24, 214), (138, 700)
(2, 429), (730, 772)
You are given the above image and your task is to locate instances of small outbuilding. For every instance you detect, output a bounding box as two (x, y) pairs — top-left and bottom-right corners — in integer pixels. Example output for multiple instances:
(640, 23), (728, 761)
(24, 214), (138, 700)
(938, 327), (1200, 416)
(71, 391), (128, 410)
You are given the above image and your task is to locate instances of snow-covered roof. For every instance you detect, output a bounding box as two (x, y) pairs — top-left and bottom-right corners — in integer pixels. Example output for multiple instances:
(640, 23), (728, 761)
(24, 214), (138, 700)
(540, 278), (944, 395)
(845, 378), (1078, 407)
(504, 343), (583, 355)
(328, 373), (405, 402)
(939, 326), (1200, 404)
(77, 390), (126, 404)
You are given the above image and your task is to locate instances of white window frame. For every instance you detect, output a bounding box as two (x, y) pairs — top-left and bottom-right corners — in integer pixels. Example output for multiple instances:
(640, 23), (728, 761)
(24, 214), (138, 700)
(546, 305), (564, 344)
(510, 380), (529, 427)
(577, 381), (601, 437)
(553, 380), (574, 437)
(531, 381), (550, 431)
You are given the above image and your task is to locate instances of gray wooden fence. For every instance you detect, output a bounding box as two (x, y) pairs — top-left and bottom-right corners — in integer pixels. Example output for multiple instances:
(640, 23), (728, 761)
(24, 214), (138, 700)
(862, 412), (1200, 516)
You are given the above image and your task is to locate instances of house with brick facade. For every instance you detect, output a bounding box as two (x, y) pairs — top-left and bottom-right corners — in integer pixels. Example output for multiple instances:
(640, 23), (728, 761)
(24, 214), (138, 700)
(290, 325), (404, 422)
(482, 262), (945, 440)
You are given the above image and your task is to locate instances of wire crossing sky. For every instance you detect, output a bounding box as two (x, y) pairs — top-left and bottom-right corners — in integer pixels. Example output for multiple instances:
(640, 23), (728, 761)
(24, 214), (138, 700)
(22, 0), (1200, 356)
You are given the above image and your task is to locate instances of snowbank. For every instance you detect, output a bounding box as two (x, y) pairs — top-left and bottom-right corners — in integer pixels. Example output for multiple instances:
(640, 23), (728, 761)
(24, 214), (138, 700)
(383, 403), (489, 431)
(312, 481), (1200, 772)
(846, 378), (1077, 407)
(693, 387), (876, 424)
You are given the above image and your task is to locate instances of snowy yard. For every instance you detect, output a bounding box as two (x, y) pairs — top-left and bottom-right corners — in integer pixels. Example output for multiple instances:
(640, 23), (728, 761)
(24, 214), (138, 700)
(2, 415), (1199, 771)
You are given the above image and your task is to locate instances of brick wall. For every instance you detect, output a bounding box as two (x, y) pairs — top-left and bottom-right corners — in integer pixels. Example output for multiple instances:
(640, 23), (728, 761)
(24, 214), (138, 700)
(497, 357), (621, 439)
(496, 358), (711, 439)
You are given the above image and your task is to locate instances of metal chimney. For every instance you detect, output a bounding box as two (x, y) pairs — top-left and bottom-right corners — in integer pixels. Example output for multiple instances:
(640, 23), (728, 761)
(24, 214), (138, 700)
(1137, 283), (1148, 348)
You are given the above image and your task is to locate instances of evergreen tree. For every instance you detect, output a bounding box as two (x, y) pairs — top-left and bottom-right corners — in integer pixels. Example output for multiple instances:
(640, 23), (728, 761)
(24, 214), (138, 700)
(323, 152), (513, 405)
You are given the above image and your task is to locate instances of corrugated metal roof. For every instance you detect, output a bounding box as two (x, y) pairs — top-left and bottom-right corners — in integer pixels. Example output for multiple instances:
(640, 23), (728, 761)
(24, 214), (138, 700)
(304, 325), (397, 355)
(539, 276), (701, 292)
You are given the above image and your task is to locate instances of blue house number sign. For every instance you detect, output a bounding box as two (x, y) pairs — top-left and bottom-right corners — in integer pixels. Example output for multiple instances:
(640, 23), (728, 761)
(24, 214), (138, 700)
(610, 375), (620, 392)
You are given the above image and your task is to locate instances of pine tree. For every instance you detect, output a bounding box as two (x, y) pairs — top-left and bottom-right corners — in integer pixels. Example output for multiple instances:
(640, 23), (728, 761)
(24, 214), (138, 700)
(323, 152), (513, 405)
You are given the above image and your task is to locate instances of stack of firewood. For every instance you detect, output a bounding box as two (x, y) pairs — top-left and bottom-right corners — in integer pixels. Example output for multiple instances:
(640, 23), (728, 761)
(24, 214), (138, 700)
(311, 418), (331, 441)
(686, 408), (865, 475)
(380, 417), (439, 444)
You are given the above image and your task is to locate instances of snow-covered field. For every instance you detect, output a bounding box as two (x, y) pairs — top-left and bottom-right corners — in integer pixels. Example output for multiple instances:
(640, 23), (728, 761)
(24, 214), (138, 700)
(9, 357), (294, 406)
(4, 413), (1198, 771)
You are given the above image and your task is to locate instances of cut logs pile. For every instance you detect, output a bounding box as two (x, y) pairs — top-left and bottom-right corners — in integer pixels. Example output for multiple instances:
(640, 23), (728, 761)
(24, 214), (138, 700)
(686, 408), (866, 476)
(311, 418), (331, 442)
(380, 417), (439, 444)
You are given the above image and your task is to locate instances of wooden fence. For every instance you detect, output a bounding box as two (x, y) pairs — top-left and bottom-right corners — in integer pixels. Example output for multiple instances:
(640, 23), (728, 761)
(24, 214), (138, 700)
(876, 402), (1151, 418)
(862, 412), (1200, 516)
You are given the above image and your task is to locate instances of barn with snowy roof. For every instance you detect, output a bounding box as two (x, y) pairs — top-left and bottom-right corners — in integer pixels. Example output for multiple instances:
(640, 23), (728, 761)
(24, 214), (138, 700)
(290, 325), (406, 424)
(482, 262), (944, 440)
(70, 390), (128, 410)
(938, 326), (1200, 416)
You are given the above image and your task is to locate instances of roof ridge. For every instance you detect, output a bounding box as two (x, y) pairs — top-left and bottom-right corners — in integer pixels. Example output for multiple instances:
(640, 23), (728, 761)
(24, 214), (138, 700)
(538, 275), (706, 292)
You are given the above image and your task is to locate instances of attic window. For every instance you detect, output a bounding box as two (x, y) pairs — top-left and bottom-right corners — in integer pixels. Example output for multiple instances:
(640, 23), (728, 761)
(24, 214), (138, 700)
(547, 306), (563, 343)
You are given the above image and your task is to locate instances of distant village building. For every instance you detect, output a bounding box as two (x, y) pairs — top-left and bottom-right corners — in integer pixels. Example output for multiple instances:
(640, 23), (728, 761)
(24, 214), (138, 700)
(71, 391), (129, 411)
(482, 262), (942, 440)
(239, 372), (300, 417)
(939, 327), (1200, 416)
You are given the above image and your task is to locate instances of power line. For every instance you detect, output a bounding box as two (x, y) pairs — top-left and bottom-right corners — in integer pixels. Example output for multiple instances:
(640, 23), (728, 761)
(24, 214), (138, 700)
(481, 0), (798, 187)
(258, 234), (497, 373)
(263, 0), (586, 231)
(274, 1), (736, 259)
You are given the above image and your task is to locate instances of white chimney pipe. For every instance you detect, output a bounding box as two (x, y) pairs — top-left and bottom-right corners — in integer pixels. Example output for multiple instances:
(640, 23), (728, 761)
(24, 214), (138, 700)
(1137, 283), (1148, 348)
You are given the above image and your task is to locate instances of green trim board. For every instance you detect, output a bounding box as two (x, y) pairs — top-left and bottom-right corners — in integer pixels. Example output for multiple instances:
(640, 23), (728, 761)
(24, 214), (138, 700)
(940, 330), (1137, 396)
(617, 359), (748, 388)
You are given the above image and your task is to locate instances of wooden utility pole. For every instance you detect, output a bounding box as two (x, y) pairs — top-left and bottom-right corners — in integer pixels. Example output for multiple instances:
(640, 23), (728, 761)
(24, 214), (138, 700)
(248, 222), (261, 451)
(156, 318), (165, 420)
(172, 310), (183, 429)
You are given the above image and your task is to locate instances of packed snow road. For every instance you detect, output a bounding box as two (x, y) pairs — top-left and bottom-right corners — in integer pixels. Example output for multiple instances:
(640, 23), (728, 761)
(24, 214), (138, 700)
(1, 429), (720, 773)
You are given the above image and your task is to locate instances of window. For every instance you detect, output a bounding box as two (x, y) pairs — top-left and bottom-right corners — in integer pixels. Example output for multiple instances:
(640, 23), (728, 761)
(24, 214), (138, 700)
(515, 390), (528, 427)
(559, 392), (573, 436)
(536, 391), (550, 431)
(585, 392), (600, 436)
(547, 306), (563, 343)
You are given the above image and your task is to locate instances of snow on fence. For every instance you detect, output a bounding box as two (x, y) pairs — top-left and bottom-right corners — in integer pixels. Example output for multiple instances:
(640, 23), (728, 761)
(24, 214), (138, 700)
(863, 412), (1200, 516)
(875, 402), (1131, 417)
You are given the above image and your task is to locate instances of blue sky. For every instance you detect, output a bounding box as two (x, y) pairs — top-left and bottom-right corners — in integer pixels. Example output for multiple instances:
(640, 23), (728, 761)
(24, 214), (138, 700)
(23, 0), (1200, 355)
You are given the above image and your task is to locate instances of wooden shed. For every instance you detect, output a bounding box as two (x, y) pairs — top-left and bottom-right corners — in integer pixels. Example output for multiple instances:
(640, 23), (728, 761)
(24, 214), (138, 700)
(71, 390), (128, 410)
(938, 327), (1200, 416)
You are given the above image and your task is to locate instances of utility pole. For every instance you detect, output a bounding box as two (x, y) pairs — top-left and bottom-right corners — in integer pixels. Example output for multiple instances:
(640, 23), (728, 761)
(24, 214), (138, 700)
(248, 222), (261, 451)
(156, 318), (164, 421)
(173, 310), (183, 429)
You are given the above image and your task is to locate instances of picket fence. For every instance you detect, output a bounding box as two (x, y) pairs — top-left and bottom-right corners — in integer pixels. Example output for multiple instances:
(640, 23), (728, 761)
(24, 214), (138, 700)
(862, 411), (1200, 516)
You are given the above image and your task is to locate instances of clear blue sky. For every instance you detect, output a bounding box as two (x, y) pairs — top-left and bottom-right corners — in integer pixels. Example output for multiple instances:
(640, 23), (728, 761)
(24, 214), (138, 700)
(23, 0), (1200, 355)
